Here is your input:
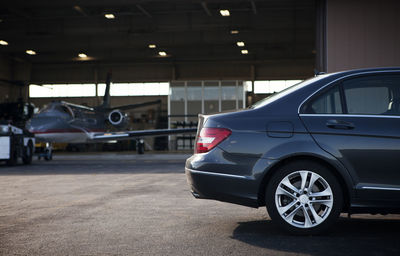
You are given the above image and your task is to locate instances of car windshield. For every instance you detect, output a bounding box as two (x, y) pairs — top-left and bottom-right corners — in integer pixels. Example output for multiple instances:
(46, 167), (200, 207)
(250, 74), (329, 109)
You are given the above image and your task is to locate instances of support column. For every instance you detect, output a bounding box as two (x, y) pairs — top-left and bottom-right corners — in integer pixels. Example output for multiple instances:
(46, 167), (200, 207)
(315, 0), (327, 73)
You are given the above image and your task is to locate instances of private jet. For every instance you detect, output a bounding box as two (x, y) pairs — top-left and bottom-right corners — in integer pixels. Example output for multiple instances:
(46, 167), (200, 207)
(26, 73), (196, 155)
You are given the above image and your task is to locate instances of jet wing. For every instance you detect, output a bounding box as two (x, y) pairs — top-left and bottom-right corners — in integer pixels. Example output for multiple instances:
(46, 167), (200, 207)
(109, 100), (161, 111)
(90, 128), (197, 141)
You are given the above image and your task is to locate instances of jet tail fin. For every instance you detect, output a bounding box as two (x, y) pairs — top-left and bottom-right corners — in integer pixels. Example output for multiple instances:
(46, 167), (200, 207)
(101, 72), (112, 108)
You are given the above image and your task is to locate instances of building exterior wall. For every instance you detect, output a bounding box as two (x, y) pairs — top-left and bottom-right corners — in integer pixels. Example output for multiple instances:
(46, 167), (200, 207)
(326, 0), (400, 72)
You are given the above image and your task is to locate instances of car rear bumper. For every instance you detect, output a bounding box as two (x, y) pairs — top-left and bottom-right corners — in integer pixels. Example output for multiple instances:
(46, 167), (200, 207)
(185, 149), (273, 208)
(185, 167), (260, 207)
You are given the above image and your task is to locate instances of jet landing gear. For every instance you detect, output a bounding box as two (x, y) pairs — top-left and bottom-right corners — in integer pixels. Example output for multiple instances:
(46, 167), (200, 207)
(37, 142), (53, 161)
(137, 139), (145, 154)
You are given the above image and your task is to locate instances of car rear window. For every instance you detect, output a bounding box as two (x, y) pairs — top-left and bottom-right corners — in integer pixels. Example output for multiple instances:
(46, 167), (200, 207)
(305, 85), (343, 114)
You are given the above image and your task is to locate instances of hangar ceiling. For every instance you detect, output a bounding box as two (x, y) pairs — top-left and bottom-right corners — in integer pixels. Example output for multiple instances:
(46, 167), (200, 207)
(0, 0), (316, 82)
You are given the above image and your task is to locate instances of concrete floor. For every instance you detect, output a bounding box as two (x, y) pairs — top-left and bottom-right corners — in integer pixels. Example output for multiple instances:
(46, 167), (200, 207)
(1, 153), (400, 255)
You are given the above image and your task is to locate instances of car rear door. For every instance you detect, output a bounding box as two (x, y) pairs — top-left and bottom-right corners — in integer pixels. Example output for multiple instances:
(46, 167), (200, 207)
(299, 73), (400, 202)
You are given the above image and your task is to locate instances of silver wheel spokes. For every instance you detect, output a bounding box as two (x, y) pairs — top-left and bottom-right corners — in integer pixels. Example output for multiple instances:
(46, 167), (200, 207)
(275, 170), (333, 229)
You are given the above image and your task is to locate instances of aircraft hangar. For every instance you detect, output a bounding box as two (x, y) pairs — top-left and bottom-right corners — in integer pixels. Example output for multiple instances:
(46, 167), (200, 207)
(0, 0), (319, 152)
(0, 0), (399, 151)
(1, 1), (400, 255)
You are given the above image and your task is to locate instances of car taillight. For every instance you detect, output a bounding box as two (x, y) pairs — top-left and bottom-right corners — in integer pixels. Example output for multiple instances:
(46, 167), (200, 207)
(195, 127), (232, 153)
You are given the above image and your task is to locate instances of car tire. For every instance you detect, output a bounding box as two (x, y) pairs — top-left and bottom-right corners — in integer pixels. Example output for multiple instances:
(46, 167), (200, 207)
(6, 148), (18, 166)
(22, 141), (33, 164)
(265, 160), (343, 235)
(6, 135), (18, 166)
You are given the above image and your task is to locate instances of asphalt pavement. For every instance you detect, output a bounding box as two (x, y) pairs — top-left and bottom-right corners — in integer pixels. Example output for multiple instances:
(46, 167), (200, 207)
(0, 152), (399, 255)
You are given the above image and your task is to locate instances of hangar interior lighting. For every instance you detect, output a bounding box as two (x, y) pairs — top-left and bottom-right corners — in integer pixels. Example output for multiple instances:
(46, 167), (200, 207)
(236, 41), (245, 47)
(251, 80), (303, 94)
(98, 82), (169, 96)
(29, 83), (170, 97)
(78, 53), (88, 58)
(26, 50), (36, 55)
(0, 40), (8, 46)
(148, 44), (156, 48)
(105, 13), (115, 19)
(219, 10), (230, 16)
(30, 84), (96, 97)
(158, 51), (167, 56)
(241, 49), (248, 54)
(230, 30), (239, 34)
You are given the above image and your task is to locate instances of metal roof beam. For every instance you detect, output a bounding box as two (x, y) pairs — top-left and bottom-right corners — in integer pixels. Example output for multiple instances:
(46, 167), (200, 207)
(201, 2), (212, 16)
(250, 1), (257, 15)
(136, 4), (152, 18)
(6, 7), (32, 18)
(73, 5), (88, 16)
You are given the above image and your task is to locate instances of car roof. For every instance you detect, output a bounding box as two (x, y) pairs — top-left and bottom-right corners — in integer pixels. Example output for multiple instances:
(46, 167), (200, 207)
(251, 67), (400, 112)
(326, 67), (400, 77)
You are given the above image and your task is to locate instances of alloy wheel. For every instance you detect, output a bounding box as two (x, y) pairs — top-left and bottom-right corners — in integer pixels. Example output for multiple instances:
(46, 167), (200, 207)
(275, 170), (333, 229)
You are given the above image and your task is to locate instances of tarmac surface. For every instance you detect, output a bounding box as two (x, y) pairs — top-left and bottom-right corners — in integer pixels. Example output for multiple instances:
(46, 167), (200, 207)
(1, 152), (400, 255)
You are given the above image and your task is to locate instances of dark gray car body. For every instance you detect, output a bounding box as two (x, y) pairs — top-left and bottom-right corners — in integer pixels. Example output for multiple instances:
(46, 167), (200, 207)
(186, 67), (400, 214)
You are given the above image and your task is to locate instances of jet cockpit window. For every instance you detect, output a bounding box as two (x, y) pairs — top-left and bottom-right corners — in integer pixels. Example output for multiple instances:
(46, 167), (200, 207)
(37, 104), (54, 113)
(60, 105), (74, 118)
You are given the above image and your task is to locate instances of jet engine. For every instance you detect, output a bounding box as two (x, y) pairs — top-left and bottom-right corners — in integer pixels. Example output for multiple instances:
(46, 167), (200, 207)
(107, 109), (128, 127)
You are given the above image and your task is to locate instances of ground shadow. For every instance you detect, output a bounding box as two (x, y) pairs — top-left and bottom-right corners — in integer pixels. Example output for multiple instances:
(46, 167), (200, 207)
(232, 217), (400, 255)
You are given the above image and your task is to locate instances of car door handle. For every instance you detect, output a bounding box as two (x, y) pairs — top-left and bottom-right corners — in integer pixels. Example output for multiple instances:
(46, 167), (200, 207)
(326, 119), (355, 130)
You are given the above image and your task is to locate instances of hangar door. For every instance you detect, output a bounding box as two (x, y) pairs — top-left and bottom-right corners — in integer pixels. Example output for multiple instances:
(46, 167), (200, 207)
(169, 80), (245, 150)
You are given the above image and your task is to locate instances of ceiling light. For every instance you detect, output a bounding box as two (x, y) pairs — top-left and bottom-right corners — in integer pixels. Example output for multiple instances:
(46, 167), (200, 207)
(26, 50), (36, 55)
(241, 49), (248, 54)
(105, 13), (115, 19)
(0, 40), (8, 46)
(78, 53), (88, 58)
(220, 10), (230, 16)
(158, 51), (167, 56)
(236, 41), (245, 47)
(148, 44), (156, 49)
(230, 30), (239, 34)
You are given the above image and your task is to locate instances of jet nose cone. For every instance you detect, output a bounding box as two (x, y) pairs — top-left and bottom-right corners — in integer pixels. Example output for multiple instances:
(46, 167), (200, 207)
(26, 120), (38, 133)
(25, 118), (36, 133)
(26, 116), (58, 133)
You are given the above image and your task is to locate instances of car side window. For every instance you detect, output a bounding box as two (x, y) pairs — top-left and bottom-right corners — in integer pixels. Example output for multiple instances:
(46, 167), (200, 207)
(303, 85), (343, 114)
(342, 75), (400, 116)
